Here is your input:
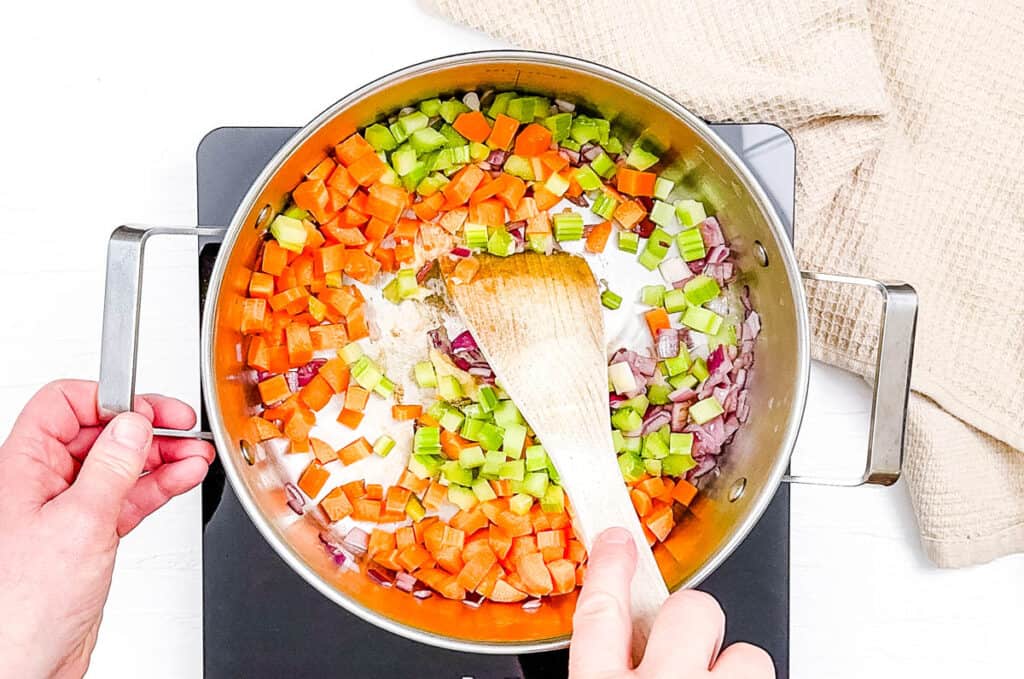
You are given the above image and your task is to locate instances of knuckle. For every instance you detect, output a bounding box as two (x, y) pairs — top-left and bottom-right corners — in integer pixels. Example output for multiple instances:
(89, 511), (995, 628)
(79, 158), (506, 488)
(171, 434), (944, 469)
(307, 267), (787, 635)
(671, 589), (725, 625)
(574, 590), (627, 625)
(723, 643), (775, 677)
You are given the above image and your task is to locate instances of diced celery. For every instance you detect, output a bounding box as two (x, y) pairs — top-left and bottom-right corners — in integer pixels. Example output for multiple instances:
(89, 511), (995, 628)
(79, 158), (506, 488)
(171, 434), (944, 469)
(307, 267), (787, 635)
(611, 407), (642, 432)
(429, 149), (452, 172)
(603, 136), (623, 155)
(374, 376), (395, 399)
(458, 445), (486, 469)
(662, 453), (697, 477)
(620, 394), (650, 414)
(670, 432), (694, 456)
(461, 403), (486, 419)
(325, 271), (343, 288)
(472, 477), (498, 502)
(438, 374), (464, 401)
(618, 231), (640, 253)
(428, 401), (451, 421)
(621, 435), (643, 454)
(570, 116), (601, 144)
(509, 493), (533, 515)
(664, 348), (692, 376)
(546, 457), (561, 484)
(591, 193), (618, 220)
(502, 423), (528, 458)
(643, 433), (669, 460)
(641, 284), (666, 307)
(414, 361), (437, 388)
(469, 142), (490, 161)
(439, 99), (469, 124)
(601, 289), (623, 310)
(627, 145), (660, 171)
(365, 123), (398, 152)
(269, 215), (306, 253)
(448, 144), (471, 165)
(658, 425), (671, 445)
(414, 426), (441, 456)
(675, 199), (707, 227)
(669, 373), (699, 390)
(617, 452), (645, 482)
(478, 385), (498, 413)
(353, 360), (383, 391)
(282, 205), (307, 221)
(373, 435), (396, 457)
(543, 112), (573, 142)
(590, 151), (617, 178)
(561, 138), (581, 152)
(691, 397), (725, 424)
(487, 92), (517, 117)
(448, 484), (479, 511)
(544, 171), (571, 197)
(463, 222), (489, 249)
(438, 123), (467, 148)
(553, 212), (584, 241)
(492, 400), (524, 427)
(418, 98), (442, 117)
(690, 357), (710, 382)
(541, 485), (565, 513)
(654, 176), (675, 201)
(644, 459), (663, 477)
(683, 275), (721, 306)
(478, 422), (505, 451)
(608, 362), (638, 395)
(639, 227), (672, 270)
(681, 306), (724, 335)
(649, 200), (676, 227)
(503, 154), (535, 180)
(396, 268), (419, 298)
(439, 408), (465, 433)
(416, 173), (448, 197)
(574, 164), (603, 191)
(487, 228), (516, 257)
(525, 445), (547, 472)
(481, 449), (505, 477)
(400, 161), (428, 192)
(405, 495), (426, 521)
(677, 227), (706, 261)
(612, 429), (627, 453)
(663, 288), (688, 313)
(522, 471), (549, 499)
(506, 96), (542, 123)
(593, 118), (610, 145)
(398, 110), (429, 136)
(499, 459), (526, 481)
(707, 322), (738, 350)
(341, 342), (365, 364)
(408, 454), (442, 479)
(442, 460), (474, 486)
(647, 382), (672, 405)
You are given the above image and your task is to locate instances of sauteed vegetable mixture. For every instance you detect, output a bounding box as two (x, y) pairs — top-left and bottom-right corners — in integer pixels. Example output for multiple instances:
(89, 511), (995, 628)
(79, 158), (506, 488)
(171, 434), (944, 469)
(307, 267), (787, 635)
(239, 91), (761, 606)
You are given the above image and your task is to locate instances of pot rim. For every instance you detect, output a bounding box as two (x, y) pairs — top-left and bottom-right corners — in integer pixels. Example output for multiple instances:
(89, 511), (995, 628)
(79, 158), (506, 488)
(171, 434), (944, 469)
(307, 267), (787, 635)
(200, 49), (810, 654)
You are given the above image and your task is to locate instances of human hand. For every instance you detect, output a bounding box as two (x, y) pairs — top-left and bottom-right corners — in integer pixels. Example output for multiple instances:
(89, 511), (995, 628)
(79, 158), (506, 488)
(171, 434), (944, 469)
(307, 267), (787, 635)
(569, 527), (774, 678)
(0, 380), (215, 679)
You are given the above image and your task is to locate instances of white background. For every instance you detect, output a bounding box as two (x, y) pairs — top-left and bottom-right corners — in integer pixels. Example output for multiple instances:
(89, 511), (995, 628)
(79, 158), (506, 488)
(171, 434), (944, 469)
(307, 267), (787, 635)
(1, 1), (1021, 677)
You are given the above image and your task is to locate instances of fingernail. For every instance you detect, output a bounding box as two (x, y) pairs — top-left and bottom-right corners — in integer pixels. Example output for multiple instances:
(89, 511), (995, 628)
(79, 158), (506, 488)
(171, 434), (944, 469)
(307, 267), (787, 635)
(111, 415), (151, 448)
(600, 527), (633, 545)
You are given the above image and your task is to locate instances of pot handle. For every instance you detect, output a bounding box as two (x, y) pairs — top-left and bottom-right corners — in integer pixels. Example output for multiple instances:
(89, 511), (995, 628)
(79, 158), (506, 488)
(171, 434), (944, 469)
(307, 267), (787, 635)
(97, 224), (226, 439)
(783, 272), (918, 487)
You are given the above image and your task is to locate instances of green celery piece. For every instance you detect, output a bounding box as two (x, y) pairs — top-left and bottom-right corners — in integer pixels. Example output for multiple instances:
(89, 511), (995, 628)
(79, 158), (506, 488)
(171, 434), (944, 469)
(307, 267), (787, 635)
(487, 228), (516, 257)
(461, 402), (487, 419)
(460, 417), (484, 442)
(381, 278), (402, 304)
(509, 493), (533, 515)
(611, 407), (642, 432)
(690, 397), (725, 424)
(553, 212), (584, 242)
(670, 432), (694, 456)
(654, 176), (675, 201)
(645, 227), (672, 257)
(574, 164), (603, 191)
(591, 194), (618, 220)
(664, 348), (692, 376)
(458, 445), (486, 469)
(478, 385), (499, 413)
(414, 426), (440, 452)
(546, 457), (561, 484)
(463, 222), (489, 250)
(644, 459), (663, 476)
(617, 453), (646, 483)
(528, 233), (552, 254)
(396, 268), (418, 298)
(618, 231), (640, 253)
(373, 376), (395, 399)
(620, 394), (650, 414)
(447, 485), (479, 511)
(429, 148), (453, 172)
(506, 96), (536, 123)
(642, 433), (669, 460)
(544, 171), (571, 196)
(669, 373), (699, 390)
(414, 361), (437, 388)
(365, 123), (398, 152)
(707, 322), (738, 350)
(621, 435), (642, 455)
(499, 459), (526, 481)
(373, 435), (396, 457)
(472, 477), (498, 502)
(603, 136), (623, 155)
(419, 98), (442, 116)
(439, 99), (469, 124)
(340, 342), (364, 364)
(661, 453), (697, 477)
(593, 118), (610, 145)
(503, 154), (535, 180)
(522, 471), (550, 499)
(675, 199), (707, 227)
(281, 205), (308, 221)
(469, 142), (489, 161)
(442, 460), (474, 486)
(543, 112), (573, 142)
(398, 110), (429, 135)
(641, 284), (666, 307)
(449, 144), (472, 165)
(560, 138), (581, 152)
(570, 116), (601, 144)
(408, 454), (442, 479)
(378, 167), (400, 187)
(400, 162), (428, 192)
(525, 445), (548, 472)
(590, 151), (617, 178)
(437, 374), (464, 401)
(487, 92), (517, 117)
(493, 400), (524, 427)
(683, 275), (721, 306)
(663, 288), (688, 313)
(269, 215), (306, 253)
(391, 145), (418, 176)
(601, 290), (623, 310)
(503, 423), (528, 458)
(405, 495), (427, 521)
(647, 382), (672, 405)
(353, 360), (382, 391)
(477, 422), (505, 451)
(439, 408), (465, 433)
(649, 200), (675, 227)
(481, 449), (506, 477)
(427, 400), (451, 421)
(681, 306), (724, 335)
(438, 123), (467, 148)
(627, 145), (660, 171)
(612, 429), (627, 453)
(540, 485), (565, 513)
(658, 424), (671, 445)
(690, 357), (710, 382)
(676, 227), (707, 262)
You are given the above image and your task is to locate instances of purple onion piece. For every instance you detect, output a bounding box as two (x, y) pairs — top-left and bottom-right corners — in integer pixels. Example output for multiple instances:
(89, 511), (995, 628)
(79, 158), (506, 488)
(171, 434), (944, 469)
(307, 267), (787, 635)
(688, 259), (706, 274)
(428, 326), (452, 355)
(656, 328), (680, 359)
(450, 246), (472, 258)
(635, 220), (656, 239)
(565, 194), (589, 207)
(670, 401), (691, 432)
(395, 572), (417, 593)
(486, 149), (508, 167)
(286, 497), (305, 515)
(699, 217), (726, 248)
(521, 598), (544, 611)
(367, 567), (395, 588)
(342, 527), (369, 556)
(477, 161), (493, 172)
(641, 410), (672, 435)
(256, 370), (276, 382)
(559, 148), (581, 166)
(669, 387), (697, 403)
(296, 358), (328, 387)
(451, 330), (479, 352)
(506, 219), (527, 231)
(284, 371), (300, 393)
(463, 591), (485, 608)
(412, 588), (434, 600)
(416, 259), (436, 285)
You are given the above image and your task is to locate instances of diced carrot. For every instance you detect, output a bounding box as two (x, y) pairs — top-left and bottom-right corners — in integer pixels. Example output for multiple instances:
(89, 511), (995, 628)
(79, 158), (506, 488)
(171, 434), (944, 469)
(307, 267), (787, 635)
(347, 152), (388, 187)
(638, 477), (667, 500)
(240, 298), (267, 335)
(248, 271), (275, 299)
(672, 479), (699, 506)
(422, 481), (448, 510)
(644, 308), (671, 340)
(397, 544), (431, 572)
(488, 579), (528, 603)
(364, 484), (384, 501)
(546, 559), (576, 595)
(530, 157), (552, 182)
(336, 408), (364, 429)
(322, 220), (367, 246)
(317, 357), (350, 392)
(460, 531), (493, 561)
(613, 200), (646, 229)
(566, 540), (587, 564)
(494, 511), (534, 538)
(338, 437), (372, 465)
(340, 479), (366, 502)
(309, 438), (336, 464)
(630, 488), (653, 518)
(283, 408), (314, 442)
(257, 375), (290, 405)
(343, 250), (381, 284)
(440, 429), (472, 460)
(476, 563), (503, 598)
(440, 525), (466, 550)
(452, 111), (492, 143)
(496, 174), (527, 211)
(266, 346), (291, 375)
(423, 519), (448, 554)
(450, 507), (489, 535)
(391, 471), (427, 498)
(515, 552), (554, 596)
(343, 386), (369, 414)
(510, 196), (538, 221)
(394, 242), (415, 265)
(314, 244), (348, 275)
(413, 192), (445, 221)
(469, 175), (501, 204)
(509, 535), (538, 565)
(384, 487), (412, 516)
(367, 182), (408, 224)
(309, 325), (348, 353)
(268, 286), (304, 312)
(285, 323), (313, 366)
(645, 505), (675, 542)
(262, 241), (289, 277)
(299, 374), (334, 411)
(335, 133), (374, 165)
(340, 203), (369, 226)
(479, 499), (506, 523)
(585, 220), (613, 254)
(327, 164), (360, 202)
(489, 479), (514, 498)
(415, 567), (447, 590)
(513, 123), (553, 157)
(290, 437), (311, 454)
(351, 498), (382, 521)
(435, 547), (465, 575)
(616, 168), (657, 197)
(303, 220), (326, 250)
(391, 404), (422, 421)
(532, 185), (561, 211)
(307, 157), (336, 181)
(297, 459), (330, 498)
(449, 256), (480, 285)
(436, 575), (467, 600)
(529, 505), (552, 532)
(486, 114), (519, 150)
(487, 524), (513, 560)
(318, 287), (358, 316)
(469, 198), (505, 228)
(438, 206), (468, 234)
(536, 529), (567, 553)
(394, 526), (416, 551)
(373, 549), (403, 571)
(368, 528), (396, 558)
(320, 487), (353, 521)
(441, 165), (486, 207)
(457, 549), (498, 591)
(292, 180), (331, 223)
(392, 217), (420, 243)
(539, 150), (569, 173)
(417, 413), (440, 428)
(548, 510), (571, 529)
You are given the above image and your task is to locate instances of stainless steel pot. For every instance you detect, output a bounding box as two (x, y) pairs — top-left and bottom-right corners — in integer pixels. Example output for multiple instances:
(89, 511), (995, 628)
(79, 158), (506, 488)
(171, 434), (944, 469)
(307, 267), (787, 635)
(96, 51), (917, 653)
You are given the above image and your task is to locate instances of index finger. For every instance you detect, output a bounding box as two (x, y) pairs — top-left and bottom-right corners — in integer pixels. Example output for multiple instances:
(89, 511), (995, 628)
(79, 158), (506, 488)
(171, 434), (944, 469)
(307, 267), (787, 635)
(568, 527), (637, 678)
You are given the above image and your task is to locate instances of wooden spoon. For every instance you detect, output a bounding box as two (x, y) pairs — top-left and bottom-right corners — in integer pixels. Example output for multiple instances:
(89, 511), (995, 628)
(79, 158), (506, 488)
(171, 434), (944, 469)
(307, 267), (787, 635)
(441, 251), (669, 661)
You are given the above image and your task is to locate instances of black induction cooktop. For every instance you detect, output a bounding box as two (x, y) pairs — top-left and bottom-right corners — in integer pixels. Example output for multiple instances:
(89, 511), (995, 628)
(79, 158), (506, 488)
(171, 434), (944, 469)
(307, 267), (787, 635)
(197, 123), (795, 679)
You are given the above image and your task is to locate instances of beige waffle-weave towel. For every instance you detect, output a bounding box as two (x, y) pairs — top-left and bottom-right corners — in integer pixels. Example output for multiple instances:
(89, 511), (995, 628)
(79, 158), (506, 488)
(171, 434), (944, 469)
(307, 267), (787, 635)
(431, 0), (1024, 567)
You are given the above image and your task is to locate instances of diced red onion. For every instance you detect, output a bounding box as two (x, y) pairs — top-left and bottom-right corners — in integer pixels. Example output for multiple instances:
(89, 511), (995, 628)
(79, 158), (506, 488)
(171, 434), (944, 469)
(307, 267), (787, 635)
(734, 368), (748, 388)
(477, 161), (493, 172)
(486, 149), (508, 167)
(723, 415), (740, 441)
(451, 330), (479, 352)
(699, 217), (725, 248)
(688, 259), (706, 274)
(463, 591), (485, 608)
(342, 527), (369, 556)
(284, 482), (305, 515)
(635, 220), (656, 239)
(506, 219), (527, 231)
(743, 311), (761, 340)
(428, 326), (452, 355)
(367, 567), (395, 588)
(707, 346), (733, 377)
(659, 257), (692, 286)
(521, 598), (544, 611)
(632, 354), (658, 377)
(284, 371), (300, 393)
(580, 143), (602, 162)
(706, 244), (730, 264)
(559, 148), (581, 166)
(462, 91), (481, 111)
(741, 285), (753, 312)
(669, 387), (697, 403)
(679, 328), (696, 352)
(416, 260), (436, 284)
(712, 385), (731, 408)
(296, 359), (328, 387)
(688, 455), (718, 480)
(704, 262), (734, 286)
(566, 194), (589, 207)
(468, 366), (493, 378)
(450, 246), (472, 258)
(256, 370), (276, 382)
(671, 401), (692, 431)
(641, 409), (672, 435)
(395, 572), (417, 593)
(412, 588), (434, 600)
(727, 344), (739, 361)
(737, 390), (751, 423)
(555, 98), (576, 112)
(609, 393), (628, 408)
(656, 328), (680, 359)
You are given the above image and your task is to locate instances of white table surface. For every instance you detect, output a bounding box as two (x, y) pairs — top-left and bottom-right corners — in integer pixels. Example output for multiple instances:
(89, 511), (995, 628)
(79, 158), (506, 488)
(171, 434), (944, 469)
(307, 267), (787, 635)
(2, 1), (1020, 676)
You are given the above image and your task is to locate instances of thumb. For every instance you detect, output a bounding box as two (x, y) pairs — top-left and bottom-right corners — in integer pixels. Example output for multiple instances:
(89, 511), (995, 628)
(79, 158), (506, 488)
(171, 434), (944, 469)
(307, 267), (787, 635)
(568, 527), (637, 678)
(64, 412), (153, 525)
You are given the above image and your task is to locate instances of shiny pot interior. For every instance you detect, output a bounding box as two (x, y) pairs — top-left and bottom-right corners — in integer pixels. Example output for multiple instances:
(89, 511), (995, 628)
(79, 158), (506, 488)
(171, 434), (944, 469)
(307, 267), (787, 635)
(201, 51), (809, 653)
